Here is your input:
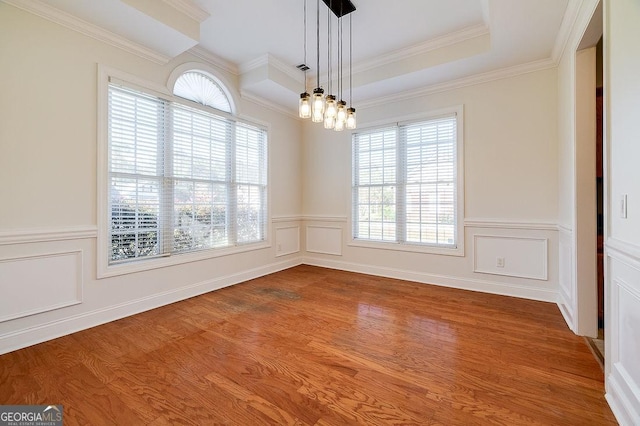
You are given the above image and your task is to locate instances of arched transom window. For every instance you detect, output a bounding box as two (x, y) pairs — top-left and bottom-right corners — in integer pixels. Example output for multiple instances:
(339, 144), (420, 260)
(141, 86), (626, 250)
(173, 71), (232, 113)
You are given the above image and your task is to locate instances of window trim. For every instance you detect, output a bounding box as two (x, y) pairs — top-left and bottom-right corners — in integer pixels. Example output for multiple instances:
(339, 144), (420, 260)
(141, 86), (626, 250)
(348, 106), (465, 257)
(97, 65), (271, 279)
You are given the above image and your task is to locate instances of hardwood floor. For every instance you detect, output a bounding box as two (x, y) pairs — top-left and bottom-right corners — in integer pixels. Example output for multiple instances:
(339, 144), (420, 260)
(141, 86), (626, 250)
(0, 265), (616, 425)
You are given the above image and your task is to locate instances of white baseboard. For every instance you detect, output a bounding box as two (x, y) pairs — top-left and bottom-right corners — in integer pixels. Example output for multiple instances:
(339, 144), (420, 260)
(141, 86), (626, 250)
(0, 258), (302, 355)
(557, 301), (576, 333)
(302, 256), (558, 302)
(606, 364), (640, 426)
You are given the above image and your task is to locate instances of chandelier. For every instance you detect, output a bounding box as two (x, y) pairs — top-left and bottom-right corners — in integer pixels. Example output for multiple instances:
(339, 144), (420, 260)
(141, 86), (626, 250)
(298, 0), (357, 130)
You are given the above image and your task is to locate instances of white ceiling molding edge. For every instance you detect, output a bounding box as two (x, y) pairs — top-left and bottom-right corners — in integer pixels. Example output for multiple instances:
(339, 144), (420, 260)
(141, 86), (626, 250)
(357, 57), (557, 110)
(354, 24), (490, 75)
(2, 0), (171, 64)
(480, 0), (490, 27)
(551, 0), (584, 63)
(240, 54), (304, 86)
(240, 91), (299, 120)
(188, 46), (240, 76)
(161, 0), (210, 23)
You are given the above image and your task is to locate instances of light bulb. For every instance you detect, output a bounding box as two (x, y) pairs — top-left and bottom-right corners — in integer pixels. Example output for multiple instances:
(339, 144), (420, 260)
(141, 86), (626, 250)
(324, 114), (336, 129)
(346, 107), (356, 129)
(324, 95), (337, 119)
(334, 101), (347, 131)
(311, 88), (325, 123)
(299, 92), (311, 119)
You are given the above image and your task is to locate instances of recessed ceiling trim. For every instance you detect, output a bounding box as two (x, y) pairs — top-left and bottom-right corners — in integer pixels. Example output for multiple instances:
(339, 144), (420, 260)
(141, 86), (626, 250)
(551, 0), (592, 62)
(240, 54), (304, 84)
(353, 24), (490, 75)
(188, 46), (239, 76)
(3, 0), (171, 64)
(357, 57), (557, 110)
(480, 0), (490, 26)
(240, 91), (299, 119)
(161, 0), (210, 23)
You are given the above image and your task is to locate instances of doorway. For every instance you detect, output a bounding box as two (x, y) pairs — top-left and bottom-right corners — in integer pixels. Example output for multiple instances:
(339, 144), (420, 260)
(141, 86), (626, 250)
(592, 38), (605, 364)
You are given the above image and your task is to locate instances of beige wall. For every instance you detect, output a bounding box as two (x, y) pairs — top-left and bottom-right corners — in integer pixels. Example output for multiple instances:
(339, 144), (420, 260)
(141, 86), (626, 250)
(0, 4), (303, 353)
(302, 69), (560, 302)
(304, 70), (559, 222)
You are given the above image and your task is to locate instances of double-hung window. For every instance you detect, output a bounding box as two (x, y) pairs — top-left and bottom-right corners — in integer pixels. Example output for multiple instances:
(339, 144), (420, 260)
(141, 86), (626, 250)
(352, 108), (463, 255)
(105, 71), (267, 271)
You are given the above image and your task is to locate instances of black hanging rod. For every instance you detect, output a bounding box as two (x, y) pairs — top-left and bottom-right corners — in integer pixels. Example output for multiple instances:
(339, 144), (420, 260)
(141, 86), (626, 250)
(322, 0), (356, 18)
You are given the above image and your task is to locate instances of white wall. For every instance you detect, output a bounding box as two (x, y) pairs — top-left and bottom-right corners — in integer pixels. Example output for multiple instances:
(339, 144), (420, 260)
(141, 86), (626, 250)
(0, 4), (303, 354)
(302, 69), (560, 302)
(604, 0), (640, 423)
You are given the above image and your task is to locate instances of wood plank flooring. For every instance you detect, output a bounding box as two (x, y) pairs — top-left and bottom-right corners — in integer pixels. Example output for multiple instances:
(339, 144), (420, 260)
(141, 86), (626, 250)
(0, 265), (617, 425)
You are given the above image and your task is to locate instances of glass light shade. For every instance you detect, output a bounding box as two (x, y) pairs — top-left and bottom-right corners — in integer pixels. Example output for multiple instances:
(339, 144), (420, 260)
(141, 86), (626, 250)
(334, 101), (347, 131)
(324, 114), (336, 129)
(336, 101), (347, 121)
(346, 107), (357, 129)
(324, 95), (337, 119)
(311, 88), (325, 123)
(299, 92), (311, 119)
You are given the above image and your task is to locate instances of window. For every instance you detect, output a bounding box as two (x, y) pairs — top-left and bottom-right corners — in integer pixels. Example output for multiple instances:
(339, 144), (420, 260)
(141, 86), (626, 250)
(352, 110), (463, 254)
(173, 71), (232, 112)
(106, 71), (267, 267)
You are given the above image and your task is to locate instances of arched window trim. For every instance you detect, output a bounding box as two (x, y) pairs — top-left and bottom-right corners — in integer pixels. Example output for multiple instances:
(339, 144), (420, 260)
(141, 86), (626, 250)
(167, 63), (238, 115)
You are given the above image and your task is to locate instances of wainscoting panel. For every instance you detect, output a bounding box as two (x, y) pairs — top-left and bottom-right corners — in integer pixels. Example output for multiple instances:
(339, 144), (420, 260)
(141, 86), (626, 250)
(306, 226), (343, 256)
(0, 250), (83, 322)
(618, 280), (640, 384)
(558, 227), (575, 330)
(606, 241), (640, 424)
(275, 226), (300, 257)
(473, 235), (547, 280)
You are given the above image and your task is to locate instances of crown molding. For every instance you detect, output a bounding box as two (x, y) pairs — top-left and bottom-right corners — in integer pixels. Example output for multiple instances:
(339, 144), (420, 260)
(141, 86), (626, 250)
(240, 54), (304, 84)
(239, 54), (270, 74)
(480, 0), (491, 27)
(551, 0), (584, 63)
(240, 91), (299, 120)
(161, 0), (210, 23)
(353, 24), (490, 75)
(357, 57), (557, 110)
(188, 46), (239, 76)
(3, 0), (171, 64)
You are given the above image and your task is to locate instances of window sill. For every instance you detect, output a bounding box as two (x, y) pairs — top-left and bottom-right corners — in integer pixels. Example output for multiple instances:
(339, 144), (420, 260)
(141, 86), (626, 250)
(347, 239), (464, 257)
(98, 241), (271, 279)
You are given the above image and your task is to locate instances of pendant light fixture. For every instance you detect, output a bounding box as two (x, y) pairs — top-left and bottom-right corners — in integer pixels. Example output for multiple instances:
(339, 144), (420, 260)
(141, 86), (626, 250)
(324, 3), (337, 129)
(346, 13), (357, 130)
(298, 0), (311, 119)
(334, 14), (347, 132)
(298, 0), (356, 130)
(311, 0), (325, 123)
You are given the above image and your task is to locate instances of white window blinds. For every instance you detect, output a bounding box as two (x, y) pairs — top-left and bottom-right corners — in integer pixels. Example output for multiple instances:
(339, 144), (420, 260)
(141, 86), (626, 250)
(352, 114), (458, 248)
(109, 86), (165, 262)
(107, 83), (267, 265)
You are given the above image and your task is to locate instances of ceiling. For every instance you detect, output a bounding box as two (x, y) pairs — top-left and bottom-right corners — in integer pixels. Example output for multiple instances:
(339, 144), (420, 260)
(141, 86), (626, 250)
(11, 0), (577, 114)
